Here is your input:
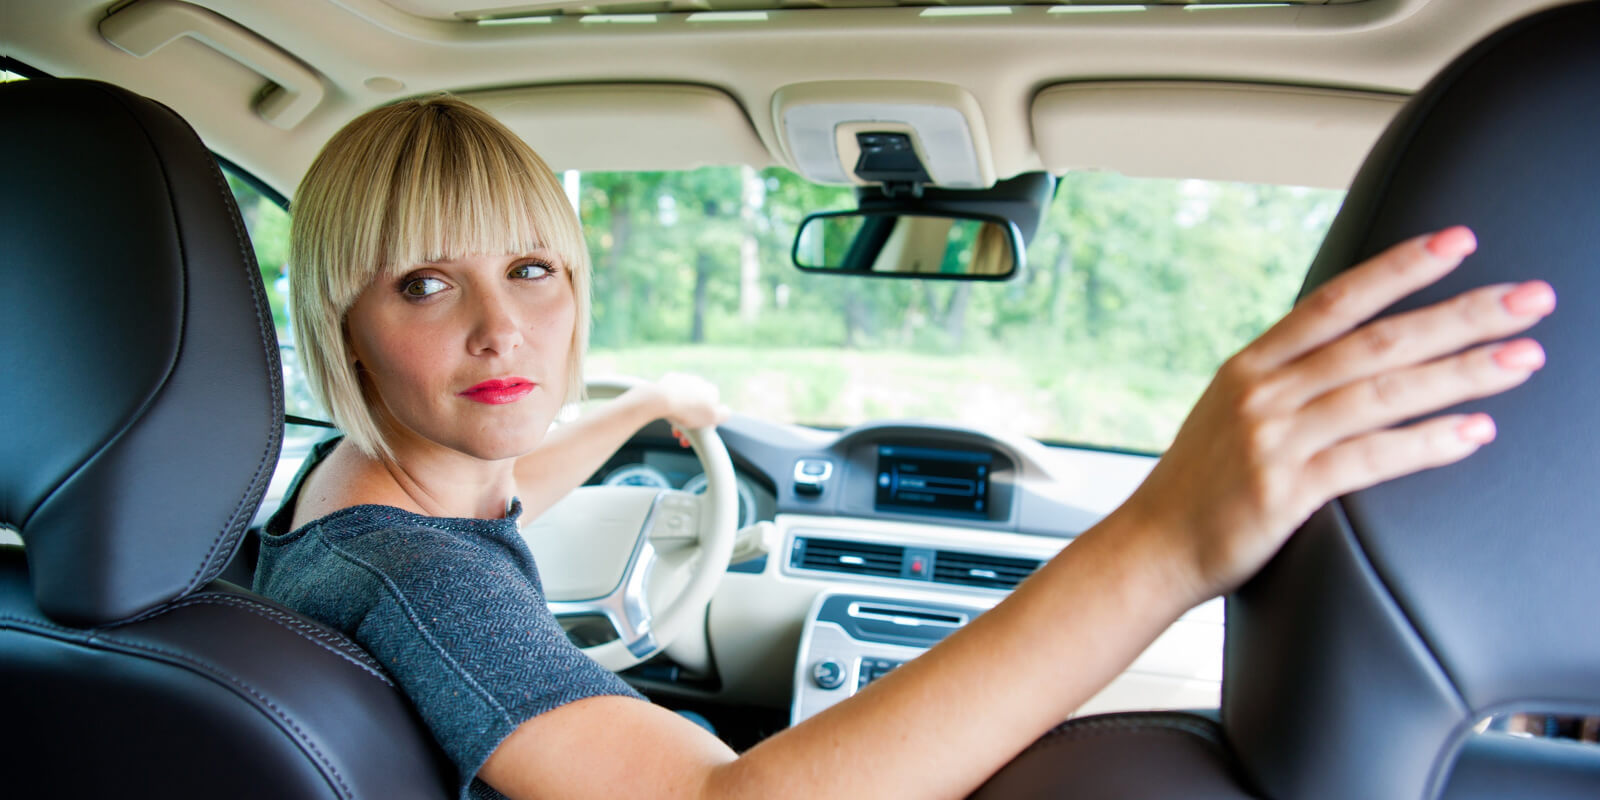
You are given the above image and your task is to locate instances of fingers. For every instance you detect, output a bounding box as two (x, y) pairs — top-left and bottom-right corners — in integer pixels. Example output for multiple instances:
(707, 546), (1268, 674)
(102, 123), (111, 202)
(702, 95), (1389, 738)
(1293, 338), (1544, 456)
(1241, 226), (1478, 371)
(655, 372), (728, 436)
(1277, 279), (1555, 408)
(1305, 412), (1496, 501)
(671, 405), (730, 448)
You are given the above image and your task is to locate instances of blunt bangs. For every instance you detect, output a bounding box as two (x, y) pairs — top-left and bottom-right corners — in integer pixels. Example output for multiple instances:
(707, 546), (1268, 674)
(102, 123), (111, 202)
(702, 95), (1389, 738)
(377, 108), (587, 285)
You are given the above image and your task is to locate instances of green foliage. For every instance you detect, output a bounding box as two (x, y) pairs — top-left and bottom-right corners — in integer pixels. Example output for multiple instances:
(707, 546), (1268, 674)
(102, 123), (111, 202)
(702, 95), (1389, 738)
(583, 167), (1341, 451)
(225, 155), (1340, 453)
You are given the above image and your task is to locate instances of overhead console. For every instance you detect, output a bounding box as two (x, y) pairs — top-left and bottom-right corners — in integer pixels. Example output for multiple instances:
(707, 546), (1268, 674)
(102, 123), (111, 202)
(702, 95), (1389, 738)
(772, 80), (997, 190)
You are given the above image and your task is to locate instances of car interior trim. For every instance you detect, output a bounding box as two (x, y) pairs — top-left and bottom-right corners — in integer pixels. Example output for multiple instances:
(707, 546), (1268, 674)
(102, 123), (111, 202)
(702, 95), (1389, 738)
(1032, 80), (1408, 189)
(100, 0), (327, 129)
(460, 83), (774, 172)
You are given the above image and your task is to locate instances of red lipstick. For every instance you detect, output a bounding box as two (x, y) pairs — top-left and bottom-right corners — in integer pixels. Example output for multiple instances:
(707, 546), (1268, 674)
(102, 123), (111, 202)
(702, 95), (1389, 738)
(459, 377), (535, 405)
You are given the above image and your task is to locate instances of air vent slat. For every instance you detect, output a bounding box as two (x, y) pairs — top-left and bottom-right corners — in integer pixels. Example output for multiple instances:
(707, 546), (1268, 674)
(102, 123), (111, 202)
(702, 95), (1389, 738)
(931, 550), (1043, 590)
(791, 538), (1043, 590)
(795, 536), (906, 578)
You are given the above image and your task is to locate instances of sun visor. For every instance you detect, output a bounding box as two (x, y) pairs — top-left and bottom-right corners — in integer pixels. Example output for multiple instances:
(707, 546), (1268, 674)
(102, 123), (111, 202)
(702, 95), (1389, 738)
(460, 84), (772, 172)
(1032, 82), (1405, 190)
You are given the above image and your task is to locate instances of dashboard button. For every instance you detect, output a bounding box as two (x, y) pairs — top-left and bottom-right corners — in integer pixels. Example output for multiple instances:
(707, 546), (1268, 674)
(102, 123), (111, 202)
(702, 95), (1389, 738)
(811, 659), (845, 690)
(793, 459), (833, 496)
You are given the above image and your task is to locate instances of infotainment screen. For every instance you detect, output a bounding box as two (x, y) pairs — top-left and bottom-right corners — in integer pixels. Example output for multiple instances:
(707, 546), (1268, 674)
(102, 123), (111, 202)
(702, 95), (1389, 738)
(874, 445), (992, 518)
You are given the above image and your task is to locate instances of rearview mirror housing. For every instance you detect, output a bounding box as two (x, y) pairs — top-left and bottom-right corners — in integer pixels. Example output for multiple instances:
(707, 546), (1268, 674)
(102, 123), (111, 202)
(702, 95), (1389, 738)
(792, 210), (1023, 280)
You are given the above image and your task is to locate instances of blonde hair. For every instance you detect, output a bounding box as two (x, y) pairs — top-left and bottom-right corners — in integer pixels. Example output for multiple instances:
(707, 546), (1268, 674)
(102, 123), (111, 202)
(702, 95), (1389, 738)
(289, 95), (591, 461)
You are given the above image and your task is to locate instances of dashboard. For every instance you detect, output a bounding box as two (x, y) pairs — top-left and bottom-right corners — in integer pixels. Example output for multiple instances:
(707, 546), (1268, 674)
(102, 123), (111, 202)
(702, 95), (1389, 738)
(242, 413), (1221, 726)
(589, 443), (772, 532)
(584, 415), (1224, 723)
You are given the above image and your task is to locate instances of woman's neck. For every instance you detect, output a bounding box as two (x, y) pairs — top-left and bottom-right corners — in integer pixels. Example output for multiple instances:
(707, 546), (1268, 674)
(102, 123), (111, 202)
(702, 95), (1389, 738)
(296, 436), (518, 527)
(376, 443), (518, 520)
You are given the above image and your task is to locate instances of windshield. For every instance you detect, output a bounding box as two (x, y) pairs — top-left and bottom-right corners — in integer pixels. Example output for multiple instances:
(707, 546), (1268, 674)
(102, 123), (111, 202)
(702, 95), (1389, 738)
(579, 168), (1342, 453)
(234, 163), (1341, 454)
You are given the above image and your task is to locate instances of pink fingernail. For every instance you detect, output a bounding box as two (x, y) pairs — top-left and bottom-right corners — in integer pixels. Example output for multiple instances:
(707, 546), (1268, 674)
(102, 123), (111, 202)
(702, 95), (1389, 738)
(1425, 226), (1477, 259)
(1502, 281), (1556, 316)
(1493, 339), (1546, 371)
(1457, 414), (1497, 445)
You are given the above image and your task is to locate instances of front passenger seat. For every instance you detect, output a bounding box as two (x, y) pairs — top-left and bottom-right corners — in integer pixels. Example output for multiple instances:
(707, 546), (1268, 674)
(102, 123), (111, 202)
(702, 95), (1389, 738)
(0, 78), (455, 798)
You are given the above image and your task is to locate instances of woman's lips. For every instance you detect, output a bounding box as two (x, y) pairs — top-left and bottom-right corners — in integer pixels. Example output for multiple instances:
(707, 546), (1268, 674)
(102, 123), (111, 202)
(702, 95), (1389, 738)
(459, 377), (535, 405)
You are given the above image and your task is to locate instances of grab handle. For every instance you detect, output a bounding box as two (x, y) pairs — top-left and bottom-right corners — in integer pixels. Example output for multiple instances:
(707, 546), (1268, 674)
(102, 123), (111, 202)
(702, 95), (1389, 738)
(100, 0), (324, 129)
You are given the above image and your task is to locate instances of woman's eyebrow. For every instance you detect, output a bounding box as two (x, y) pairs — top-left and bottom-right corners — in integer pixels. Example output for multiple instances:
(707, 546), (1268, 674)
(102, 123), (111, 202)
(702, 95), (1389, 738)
(514, 248), (565, 265)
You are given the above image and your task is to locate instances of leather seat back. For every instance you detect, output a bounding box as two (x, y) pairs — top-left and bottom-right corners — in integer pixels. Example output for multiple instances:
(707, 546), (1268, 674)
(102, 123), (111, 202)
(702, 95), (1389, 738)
(1225, 5), (1600, 797)
(0, 78), (453, 798)
(973, 4), (1600, 798)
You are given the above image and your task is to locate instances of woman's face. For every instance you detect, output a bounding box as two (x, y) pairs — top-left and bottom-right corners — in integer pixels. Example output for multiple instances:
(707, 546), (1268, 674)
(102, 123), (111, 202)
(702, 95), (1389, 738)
(343, 248), (576, 463)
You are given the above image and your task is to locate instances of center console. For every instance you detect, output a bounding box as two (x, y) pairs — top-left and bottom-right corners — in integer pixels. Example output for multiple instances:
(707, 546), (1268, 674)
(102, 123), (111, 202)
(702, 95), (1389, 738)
(790, 590), (992, 724)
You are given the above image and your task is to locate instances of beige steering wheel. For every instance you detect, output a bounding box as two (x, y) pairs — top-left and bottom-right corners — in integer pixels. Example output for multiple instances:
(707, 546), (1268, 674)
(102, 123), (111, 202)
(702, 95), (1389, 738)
(520, 377), (739, 672)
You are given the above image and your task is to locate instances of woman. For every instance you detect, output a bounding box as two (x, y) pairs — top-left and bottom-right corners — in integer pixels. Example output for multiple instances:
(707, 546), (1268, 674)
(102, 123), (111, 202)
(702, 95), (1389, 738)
(257, 96), (1554, 800)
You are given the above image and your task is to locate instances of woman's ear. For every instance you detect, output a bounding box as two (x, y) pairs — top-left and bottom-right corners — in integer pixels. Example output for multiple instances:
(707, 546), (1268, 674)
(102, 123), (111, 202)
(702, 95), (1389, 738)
(340, 319), (361, 368)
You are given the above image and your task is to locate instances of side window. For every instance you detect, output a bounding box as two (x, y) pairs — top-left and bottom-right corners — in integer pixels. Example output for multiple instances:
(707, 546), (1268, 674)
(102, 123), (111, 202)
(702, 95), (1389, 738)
(222, 165), (329, 456)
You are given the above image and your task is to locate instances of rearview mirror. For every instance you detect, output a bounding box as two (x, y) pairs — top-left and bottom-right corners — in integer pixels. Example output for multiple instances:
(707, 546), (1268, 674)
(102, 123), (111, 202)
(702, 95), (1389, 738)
(792, 211), (1022, 280)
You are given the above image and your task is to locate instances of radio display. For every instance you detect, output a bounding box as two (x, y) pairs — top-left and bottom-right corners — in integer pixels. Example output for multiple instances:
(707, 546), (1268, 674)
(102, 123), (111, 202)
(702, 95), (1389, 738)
(874, 445), (992, 518)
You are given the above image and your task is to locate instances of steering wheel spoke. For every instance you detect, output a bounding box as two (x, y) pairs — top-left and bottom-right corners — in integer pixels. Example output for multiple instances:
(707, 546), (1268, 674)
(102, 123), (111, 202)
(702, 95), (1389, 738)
(522, 376), (739, 671)
(543, 499), (662, 659)
(647, 489), (702, 550)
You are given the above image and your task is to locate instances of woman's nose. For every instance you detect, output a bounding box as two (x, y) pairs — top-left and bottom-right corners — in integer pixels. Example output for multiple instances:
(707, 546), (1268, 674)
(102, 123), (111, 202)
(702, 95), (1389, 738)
(466, 288), (525, 356)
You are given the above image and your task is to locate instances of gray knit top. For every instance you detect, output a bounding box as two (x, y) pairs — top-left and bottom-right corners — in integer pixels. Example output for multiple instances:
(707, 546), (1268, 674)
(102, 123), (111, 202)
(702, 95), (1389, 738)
(255, 438), (642, 800)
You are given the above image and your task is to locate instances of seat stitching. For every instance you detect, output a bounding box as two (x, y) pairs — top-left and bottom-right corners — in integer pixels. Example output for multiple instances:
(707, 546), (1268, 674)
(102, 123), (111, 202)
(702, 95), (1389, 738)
(114, 593), (393, 686)
(1026, 713), (1226, 754)
(0, 611), (353, 799)
(0, 612), (82, 636)
(16, 86), (190, 534)
(192, 149), (283, 585)
(176, 118), (284, 594)
(96, 634), (355, 799)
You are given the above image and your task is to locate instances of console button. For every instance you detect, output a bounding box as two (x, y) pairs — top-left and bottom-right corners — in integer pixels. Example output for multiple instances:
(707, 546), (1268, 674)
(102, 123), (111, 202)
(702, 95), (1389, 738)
(811, 659), (845, 690)
(793, 459), (833, 496)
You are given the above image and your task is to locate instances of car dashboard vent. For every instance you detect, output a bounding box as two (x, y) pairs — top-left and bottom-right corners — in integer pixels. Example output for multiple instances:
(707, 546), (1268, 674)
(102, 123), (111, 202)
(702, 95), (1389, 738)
(793, 536), (906, 579)
(932, 550), (1041, 590)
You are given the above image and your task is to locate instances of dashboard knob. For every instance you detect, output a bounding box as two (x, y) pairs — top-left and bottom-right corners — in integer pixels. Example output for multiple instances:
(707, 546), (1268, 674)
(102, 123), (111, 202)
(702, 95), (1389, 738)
(810, 659), (845, 690)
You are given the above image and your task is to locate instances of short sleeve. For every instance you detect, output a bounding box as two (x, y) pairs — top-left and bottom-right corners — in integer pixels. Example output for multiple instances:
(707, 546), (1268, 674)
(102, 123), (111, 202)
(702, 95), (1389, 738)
(323, 523), (643, 799)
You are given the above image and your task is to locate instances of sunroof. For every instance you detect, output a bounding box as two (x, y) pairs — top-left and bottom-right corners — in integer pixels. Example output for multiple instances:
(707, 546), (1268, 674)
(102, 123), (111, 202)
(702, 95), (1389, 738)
(377, 0), (1362, 25)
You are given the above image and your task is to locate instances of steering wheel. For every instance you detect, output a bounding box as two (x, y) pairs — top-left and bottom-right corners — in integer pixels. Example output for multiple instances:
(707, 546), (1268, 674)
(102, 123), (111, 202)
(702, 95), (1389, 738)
(520, 376), (739, 672)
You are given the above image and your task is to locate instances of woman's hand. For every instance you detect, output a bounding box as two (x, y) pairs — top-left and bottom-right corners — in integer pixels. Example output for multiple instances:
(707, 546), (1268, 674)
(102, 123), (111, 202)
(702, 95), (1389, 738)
(1120, 226), (1556, 603)
(643, 372), (731, 446)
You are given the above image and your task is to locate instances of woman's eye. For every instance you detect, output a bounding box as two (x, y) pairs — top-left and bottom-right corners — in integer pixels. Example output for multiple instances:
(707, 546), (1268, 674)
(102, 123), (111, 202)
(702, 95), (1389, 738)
(402, 276), (448, 298)
(510, 261), (556, 280)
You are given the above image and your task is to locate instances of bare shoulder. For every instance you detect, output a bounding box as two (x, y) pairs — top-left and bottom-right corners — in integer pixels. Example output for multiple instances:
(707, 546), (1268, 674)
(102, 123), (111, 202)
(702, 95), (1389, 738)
(291, 442), (413, 529)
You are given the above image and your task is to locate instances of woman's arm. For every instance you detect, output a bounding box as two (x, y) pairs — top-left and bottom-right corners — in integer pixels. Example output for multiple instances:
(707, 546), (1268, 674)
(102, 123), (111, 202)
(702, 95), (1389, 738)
(484, 507), (1191, 800)
(484, 228), (1554, 800)
(514, 373), (730, 519)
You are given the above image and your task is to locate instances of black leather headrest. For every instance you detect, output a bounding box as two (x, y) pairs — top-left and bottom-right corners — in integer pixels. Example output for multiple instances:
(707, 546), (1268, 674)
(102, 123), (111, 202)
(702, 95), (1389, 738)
(1224, 4), (1600, 798)
(0, 79), (282, 626)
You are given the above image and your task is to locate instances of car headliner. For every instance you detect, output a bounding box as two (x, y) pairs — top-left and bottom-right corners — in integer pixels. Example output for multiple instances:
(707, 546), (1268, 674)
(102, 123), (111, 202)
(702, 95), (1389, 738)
(2, 0), (1571, 197)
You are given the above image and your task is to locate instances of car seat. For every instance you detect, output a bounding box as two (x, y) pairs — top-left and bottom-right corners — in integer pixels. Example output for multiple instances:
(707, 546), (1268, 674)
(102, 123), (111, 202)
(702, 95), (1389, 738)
(0, 78), (455, 798)
(971, 3), (1600, 798)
